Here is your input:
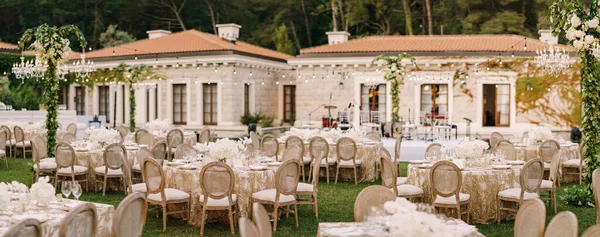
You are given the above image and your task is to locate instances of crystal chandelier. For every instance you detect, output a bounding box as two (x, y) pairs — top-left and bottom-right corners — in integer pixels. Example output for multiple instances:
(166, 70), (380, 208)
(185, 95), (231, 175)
(11, 53), (47, 81)
(70, 52), (96, 78)
(534, 46), (571, 75)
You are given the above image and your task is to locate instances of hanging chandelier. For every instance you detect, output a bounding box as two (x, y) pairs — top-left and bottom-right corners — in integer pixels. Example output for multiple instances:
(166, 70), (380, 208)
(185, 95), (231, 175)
(70, 51), (96, 78)
(12, 51), (96, 81)
(132, 82), (157, 90)
(534, 45), (571, 75)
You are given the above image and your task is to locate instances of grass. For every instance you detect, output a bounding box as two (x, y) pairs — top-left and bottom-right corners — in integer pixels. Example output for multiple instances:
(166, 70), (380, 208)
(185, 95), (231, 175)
(1, 157), (596, 236)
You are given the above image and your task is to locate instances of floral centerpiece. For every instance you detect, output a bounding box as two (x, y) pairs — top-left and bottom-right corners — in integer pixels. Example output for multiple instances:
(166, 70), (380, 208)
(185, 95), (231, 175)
(384, 198), (463, 237)
(0, 183), (9, 211)
(85, 126), (120, 148)
(522, 127), (553, 144)
(6, 181), (29, 193)
(207, 138), (246, 165)
(29, 176), (55, 206)
(455, 139), (489, 159)
(144, 119), (172, 135)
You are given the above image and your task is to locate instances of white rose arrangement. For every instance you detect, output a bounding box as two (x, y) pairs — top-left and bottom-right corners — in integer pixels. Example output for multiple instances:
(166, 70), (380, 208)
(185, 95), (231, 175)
(6, 181), (29, 193)
(85, 126), (120, 147)
(455, 140), (489, 159)
(384, 198), (462, 237)
(144, 119), (172, 135)
(524, 127), (553, 143)
(29, 176), (55, 205)
(207, 138), (246, 165)
(559, 13), (600, 51)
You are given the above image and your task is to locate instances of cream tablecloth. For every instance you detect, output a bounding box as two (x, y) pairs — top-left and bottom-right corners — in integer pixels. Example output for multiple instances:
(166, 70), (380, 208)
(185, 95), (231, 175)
(317, 221), (483, 237)
(407, 164), (521, 224)
(163, 162), (276, 226)
(0, 194), (114, 237)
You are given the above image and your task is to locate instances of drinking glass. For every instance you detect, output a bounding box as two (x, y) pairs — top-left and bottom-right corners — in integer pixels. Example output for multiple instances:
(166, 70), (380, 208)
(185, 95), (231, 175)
(61, 181), (71, 199)
(71, 182), (82, 201)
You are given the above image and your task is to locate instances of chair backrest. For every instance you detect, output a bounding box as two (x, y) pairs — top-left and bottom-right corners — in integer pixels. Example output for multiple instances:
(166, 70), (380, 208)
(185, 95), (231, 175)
(275, 159), (300, 197)
(366, 131), (381, 141)
(593, 169), (600, 220)
(353, 185), (396, 222)
(166, 129), (184, 149)
(199, 128), (210, 143)
(1, 125), (12, 141)
(336, 137), (357, 161)
(59, 203), (98, 237)
(0, 130), (6, 151)
(309, 136), (329, 162)
(474, 133), (483, 141)
(494, 140), (517, 161)
(250, 131), (259, 150)
(425, 143), (442, 154)
(118, 125), (129, 140)
(134, 129), (152, 146)
(66, 123), (77, 135)
(239, 217), (260, 237)
(200, 162), (235, 205)
(260, 134), (279, 158)
(282, 145), (302, 162)
(379, 147), (392, 160)
(379, 156), (397, 194)
(520, 158), (544, 196)
(13, 126), (24, 142)
(103, 143), (127, 171)
(113, 192), (147, 237)
(151, 141), (167, 164)
(141, 157), (166, 197)
(311, 152), (324, 188)
(544, 211), (577, 237)
(582, 225), (600, 237)
(61, 133), (77, 144)
(252, 203), (272, 237)
(31, 135), (47, 163)
(514, 199), (546, 237)
(174, 144), (197, 160)
(430, 161), (462, 202)
(55, 143), (77, 179)
(490, 132), (504, 150)
(538, 140), (560, 163)
(136, 147), (154, 167)
(549, 152), (561, 183)
(394, 135), (402, 162)
(3, 218), (42, 237)
(284, 135), (304, 154)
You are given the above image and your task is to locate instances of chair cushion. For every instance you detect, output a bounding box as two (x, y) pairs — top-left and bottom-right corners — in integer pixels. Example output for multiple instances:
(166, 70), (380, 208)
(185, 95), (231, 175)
(57, 165), (88, 175)
(434, 193), (470, 205)
(40, 158), (55, 163)
(320, 158), (336, 166)
(33, 162), (57, 170)
(543, 162), (550, 170)
(148, 188), (190, 202)
(498, 188), (539, 200)
(562, 159), (581, 167)
(132, 183), (147, 193)
(14, 141), (31, 147)
(199, 194), (237, 207)
(395, 184), (423, 196)
(297, 182), (314, 192)
(6, 140), (15, 146)
(541, 180), (553, 189)
(94, 166), (124, 176)
(252, 189), (296, 203)
(132, 164), (141, 171)
(338, 159), (362, 167)
(396, 177), (408, 185)
(303, 156), (312, 164)
(0, 150), (4, 156)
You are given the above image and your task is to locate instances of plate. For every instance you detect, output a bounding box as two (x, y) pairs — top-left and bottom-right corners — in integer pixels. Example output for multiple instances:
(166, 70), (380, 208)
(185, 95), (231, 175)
(492, 165), (511, 169)
(166, 161), (182, 166)
(265, 162), (282, 166)
(409, 160), (425, 164)
(179, 165), (198, 170)
(417, 164), (432, 169)
(75, 148), (88, 152)
(506, 160), (525, 165)
(249, 165), (268, 171)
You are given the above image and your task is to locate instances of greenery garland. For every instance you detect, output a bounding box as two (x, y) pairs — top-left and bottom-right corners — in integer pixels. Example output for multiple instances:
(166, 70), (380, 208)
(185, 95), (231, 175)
(17, 24), (86, 157)
(372, 53), (417, 122)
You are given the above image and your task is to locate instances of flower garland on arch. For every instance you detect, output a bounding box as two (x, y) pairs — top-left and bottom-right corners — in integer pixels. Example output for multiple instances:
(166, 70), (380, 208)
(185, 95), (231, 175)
(18, 24), (87, 157)
(372, 53), (417, 122)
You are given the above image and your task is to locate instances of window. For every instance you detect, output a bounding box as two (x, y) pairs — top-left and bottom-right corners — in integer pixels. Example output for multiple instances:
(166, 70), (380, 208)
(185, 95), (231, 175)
(360, 84), (386, 123)
(98, 85), (110, 123)
(58, 86), (69, 106)
(244, 83), (250, 115)
(420, 84), (448, 116)
(173, 84), (187, 125)
(483, 84), (510, 127)
(75, 86), (85, 115)
(203, 83), (218, 125)
(283, 85), (296, 122)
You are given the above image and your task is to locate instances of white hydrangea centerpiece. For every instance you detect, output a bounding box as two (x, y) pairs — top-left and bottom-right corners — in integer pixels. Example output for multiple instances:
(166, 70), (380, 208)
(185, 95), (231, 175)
(207, 138), (246, 166)
(384, 198), (463, 237)
(454, 139), (489, 159)
(29, 176), (55, 206)
(0, 182), (9, 211)
(85, 126), (120, 147)
(144, 119), (172, 135)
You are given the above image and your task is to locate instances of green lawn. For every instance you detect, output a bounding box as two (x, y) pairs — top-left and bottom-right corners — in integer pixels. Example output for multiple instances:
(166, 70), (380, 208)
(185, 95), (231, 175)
(1, 157), (596, 236)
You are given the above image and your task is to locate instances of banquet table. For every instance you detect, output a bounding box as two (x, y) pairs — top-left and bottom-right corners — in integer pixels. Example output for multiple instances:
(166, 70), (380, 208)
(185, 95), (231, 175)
(515, 142), (579, 162)
(407, 163), (521, 224)
(316, 221), (484, 237)
(277, 139), (382, 183)
(0, 194), (114, 237)
(73, 146), (139, 190)
(163, 160), (277, 226)
(126, 132), (196, 145)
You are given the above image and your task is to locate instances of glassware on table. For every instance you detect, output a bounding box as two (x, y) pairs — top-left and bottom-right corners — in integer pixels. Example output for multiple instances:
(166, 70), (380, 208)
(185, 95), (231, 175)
(61, 181), (72, 199)
(71, 181), (82, 201)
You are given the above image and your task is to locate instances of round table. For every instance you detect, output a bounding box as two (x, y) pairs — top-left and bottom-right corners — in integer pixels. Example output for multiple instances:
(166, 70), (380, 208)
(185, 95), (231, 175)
(407, 163), (521, 224)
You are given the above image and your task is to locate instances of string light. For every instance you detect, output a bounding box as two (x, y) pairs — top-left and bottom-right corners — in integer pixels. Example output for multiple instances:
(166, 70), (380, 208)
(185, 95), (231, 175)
(134, 49), (138, 60)
(233, 69), (237, 75)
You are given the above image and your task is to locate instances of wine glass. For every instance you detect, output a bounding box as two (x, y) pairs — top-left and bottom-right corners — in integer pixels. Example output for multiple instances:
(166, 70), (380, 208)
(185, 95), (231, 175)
(71, 182), (82, 201)
(61, 181), (71, 199)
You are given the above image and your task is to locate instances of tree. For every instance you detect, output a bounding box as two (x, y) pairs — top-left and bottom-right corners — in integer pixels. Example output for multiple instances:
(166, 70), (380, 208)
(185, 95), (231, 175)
(149, 0), (188, 30)
(402, 0), (414, 35)
(425, 0), (433, 35)
(99, 25), (136, 48)
(273, 24), (296, 55)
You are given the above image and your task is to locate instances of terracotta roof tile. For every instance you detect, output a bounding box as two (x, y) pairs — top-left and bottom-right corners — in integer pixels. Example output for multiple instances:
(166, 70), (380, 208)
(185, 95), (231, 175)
(300, 34), (572, 55)
(0, 42), (18, 50)
(80, 30), (292, 61)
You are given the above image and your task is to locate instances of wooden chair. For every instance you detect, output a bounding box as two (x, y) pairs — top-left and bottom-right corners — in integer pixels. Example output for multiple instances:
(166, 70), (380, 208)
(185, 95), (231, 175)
(123, 157), (147, 194)
(166, 129), (184, 161)
(251, 159), (300, 232)
(94, 143), (127, 196)
(366, 131), (381, 141)
(393, 135), (403, 176)
(260, 134), (279, 161)
(151, 141), (167, 165)
(13, 126), (31, 158)
(113, 192), (147, 237)
(3, 218), (42, 237)
(563, 144), (584, 185)
(66, 123), (77, 135)
(593, 169), (600, 224)
(353, 185), (396, 222)
(335, 137), (360, 184)
(497, 158), (543, 223)
(199, 128), (211, 143)
(379, 156), (423, 201)
(118, 125), (129, 142)
(308, 136), (333, 183)
(541, 153), (560, 213)
(55, 143), (88, 191)
(474, 133), (483, 141)
(281, 146), (302, 162)
(490, 132), (504, 150)
(494, 139), (517, 161)
(582, 225), (600, 237)
(239, 217), (260, 237)
(31, 137), (57, 183)
(59, 203), (98, 237)
(0, 130), (7, 168)
(1, 125), (14, 158)
(250, 131), (259, 150)
(132, 147), (153, 183)
(198, 162), (237, 236)
(514, 199), (546, 237)
(544, 211), (577, 237)
(380, 147), (406, 185)
(538, 140), (560, 170)
(424, 143), (442, 156)
(285, 135), (308, 181)
(173, 144), (197, 160)
(134, 129), (154, 147)
(297, 151), (323, 218)
(252, 203), (272, 237)
(430, 161), (471, 223)
(61, 133), (77, 144)
(142, 157), (190, 231)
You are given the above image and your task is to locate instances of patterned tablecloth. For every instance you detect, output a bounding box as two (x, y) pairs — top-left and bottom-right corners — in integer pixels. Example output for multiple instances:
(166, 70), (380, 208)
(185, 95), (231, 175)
(277, 141), (382, 183)
(127, 132), (196, 145)
(74, 148), (138, 191)
(515, 143), (580, 183)
(0, 194), (114, 237)
(407, 164), (521, 224)
(163, 162), (277, 227)
(317, 221), (484, 237)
